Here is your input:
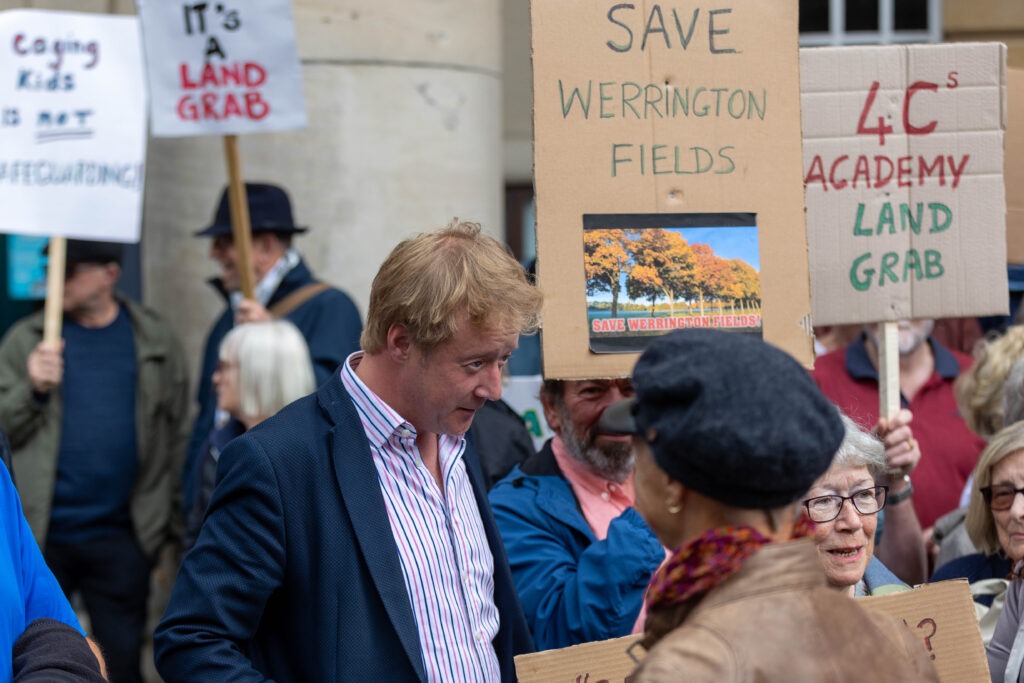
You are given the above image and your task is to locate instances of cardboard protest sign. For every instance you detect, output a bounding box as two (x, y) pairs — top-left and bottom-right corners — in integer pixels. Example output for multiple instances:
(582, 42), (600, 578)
(137, 0), (306, 137)
(515, 634), (641, 683)
(802, 44), (1008, 326)
(516, 580), (985, 683)
(532, 1), (813, 379)
(0, 10), (146, 242)
(862, 579), (989, 682)
(1006, 68), (1024, 264)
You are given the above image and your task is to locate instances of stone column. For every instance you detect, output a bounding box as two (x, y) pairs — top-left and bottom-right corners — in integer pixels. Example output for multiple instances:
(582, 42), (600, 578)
(143, 0), (504, 382)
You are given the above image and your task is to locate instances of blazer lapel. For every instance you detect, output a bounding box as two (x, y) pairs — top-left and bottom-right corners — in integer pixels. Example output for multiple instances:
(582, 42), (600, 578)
(318, 378), (426, 682)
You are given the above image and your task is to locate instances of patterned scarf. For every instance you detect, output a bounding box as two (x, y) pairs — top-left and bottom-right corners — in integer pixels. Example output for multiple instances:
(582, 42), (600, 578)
(646, 518), (814, 611)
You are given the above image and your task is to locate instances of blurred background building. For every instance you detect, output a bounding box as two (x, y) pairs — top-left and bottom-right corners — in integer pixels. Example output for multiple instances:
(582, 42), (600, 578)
(0, 0), (1021, 382)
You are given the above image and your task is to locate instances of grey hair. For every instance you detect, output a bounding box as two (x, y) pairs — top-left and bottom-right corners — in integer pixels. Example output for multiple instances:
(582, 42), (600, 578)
(219, 320), (316, 422)
(1003, 358), (1024, 428)
(830, 413), (887, 480)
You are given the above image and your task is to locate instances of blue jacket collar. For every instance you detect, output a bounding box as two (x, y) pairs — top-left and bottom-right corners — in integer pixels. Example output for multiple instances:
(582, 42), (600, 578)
(511, 439), (595, 541)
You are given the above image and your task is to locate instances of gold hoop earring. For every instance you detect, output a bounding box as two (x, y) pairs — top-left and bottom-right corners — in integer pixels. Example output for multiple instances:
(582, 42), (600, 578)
(667, 501), (682, 515)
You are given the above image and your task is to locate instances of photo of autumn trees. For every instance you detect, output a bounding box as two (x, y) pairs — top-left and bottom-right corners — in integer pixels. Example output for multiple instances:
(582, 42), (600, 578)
(585, 226), (761, 320)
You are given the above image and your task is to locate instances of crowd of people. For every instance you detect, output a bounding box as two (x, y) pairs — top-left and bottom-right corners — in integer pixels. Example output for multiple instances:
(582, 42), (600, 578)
(3, 183), (1024, 681)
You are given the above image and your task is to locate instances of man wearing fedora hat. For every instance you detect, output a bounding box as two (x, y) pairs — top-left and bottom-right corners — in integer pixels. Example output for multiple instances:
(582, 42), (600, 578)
(186, 182), (363, 511)
(0, 239), (189, 683)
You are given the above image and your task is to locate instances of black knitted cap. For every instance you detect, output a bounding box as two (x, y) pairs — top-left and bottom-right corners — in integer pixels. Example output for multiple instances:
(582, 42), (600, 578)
(600, 329), (843, 509)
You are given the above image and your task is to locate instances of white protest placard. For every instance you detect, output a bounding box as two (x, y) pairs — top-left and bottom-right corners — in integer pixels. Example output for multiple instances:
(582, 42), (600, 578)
(137, 0), (307, 138)
(0, 10), (146, 242)
(802, 43), (1008, 326)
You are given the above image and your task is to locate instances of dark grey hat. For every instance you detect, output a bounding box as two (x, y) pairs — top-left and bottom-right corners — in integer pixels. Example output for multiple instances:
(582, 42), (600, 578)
(601, 329), (843, 509)
(195, 183), (308, 238)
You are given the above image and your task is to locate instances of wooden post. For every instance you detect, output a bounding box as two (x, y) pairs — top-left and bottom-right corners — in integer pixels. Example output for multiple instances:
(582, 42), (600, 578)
(42, 236), (66, 346)
(878, 320), (901, 422)
(223, 135), (256, 300)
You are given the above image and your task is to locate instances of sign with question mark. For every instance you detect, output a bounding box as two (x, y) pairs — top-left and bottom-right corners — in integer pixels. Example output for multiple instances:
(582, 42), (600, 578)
(864, 579), (989, 681)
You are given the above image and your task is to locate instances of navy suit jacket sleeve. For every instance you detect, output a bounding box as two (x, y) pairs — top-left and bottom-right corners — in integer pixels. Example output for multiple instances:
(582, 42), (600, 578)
(154, 435), (285, 683)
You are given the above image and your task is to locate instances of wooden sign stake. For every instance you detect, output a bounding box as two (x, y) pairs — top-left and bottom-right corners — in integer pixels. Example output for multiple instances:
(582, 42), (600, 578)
(42, 236), (66, 346)
(223, 134), (256, 300)
(878, 320), (900, 421)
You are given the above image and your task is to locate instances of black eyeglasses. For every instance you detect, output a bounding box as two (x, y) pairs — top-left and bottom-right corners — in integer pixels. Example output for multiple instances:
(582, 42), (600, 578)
(980, 485), (1024, 511)
(802, 486), (888, 523)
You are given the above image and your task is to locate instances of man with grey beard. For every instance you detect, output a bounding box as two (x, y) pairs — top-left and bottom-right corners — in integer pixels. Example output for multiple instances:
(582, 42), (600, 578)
(489, 378), (665, 650)
(813, 318), (985, 581)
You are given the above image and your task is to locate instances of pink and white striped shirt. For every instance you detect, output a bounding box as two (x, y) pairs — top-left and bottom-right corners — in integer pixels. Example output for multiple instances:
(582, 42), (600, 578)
(341, 353), (501, 682)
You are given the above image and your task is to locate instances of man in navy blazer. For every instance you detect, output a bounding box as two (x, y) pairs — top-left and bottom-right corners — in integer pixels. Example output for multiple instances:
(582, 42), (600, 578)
(154, 221), (542, 682)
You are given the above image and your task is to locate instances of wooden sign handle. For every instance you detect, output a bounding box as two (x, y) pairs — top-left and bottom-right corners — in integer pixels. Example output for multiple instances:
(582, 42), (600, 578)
(43, 236), (65, 346)
(878, 320), (900, 421)
(223, 135), (256, 300)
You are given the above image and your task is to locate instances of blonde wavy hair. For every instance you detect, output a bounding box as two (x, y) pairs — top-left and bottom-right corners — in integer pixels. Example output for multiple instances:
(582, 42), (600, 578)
(360, 219), (542, 354)
(955, 326), (1024, 438)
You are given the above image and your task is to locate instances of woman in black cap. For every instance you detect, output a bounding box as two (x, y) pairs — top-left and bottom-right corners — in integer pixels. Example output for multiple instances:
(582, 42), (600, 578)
(601, 329), (937, 682)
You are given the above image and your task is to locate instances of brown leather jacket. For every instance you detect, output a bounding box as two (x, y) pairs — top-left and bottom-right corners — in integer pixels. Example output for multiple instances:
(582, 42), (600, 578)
(632, 538), (939, 682)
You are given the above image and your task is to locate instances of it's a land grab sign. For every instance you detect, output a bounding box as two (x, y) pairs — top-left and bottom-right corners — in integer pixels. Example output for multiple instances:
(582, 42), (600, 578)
(137, 0), (307, 138)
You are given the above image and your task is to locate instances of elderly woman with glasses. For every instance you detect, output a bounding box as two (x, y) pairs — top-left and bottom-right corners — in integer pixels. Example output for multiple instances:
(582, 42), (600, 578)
(933, 422), (1024, 662)
(803, 415), (909, 596)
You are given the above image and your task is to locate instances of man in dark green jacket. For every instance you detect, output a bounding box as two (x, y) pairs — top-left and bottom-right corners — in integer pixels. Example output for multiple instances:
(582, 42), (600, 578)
(0, 239), (189, 683)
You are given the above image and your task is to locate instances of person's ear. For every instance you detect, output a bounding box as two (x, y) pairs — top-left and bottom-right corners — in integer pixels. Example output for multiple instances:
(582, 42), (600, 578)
(103, 263), (121, 285)
(386, 323), (412, 363)
(665, 479), (686, 514)
(251, 232), (274, 254)
(540, 391), (563, 434)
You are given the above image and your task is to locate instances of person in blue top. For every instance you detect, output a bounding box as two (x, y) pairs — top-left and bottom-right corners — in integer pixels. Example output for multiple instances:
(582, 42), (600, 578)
(490, 378), (664, 649)
(0, 453), (104, 680)
(184, 183), (364, 513)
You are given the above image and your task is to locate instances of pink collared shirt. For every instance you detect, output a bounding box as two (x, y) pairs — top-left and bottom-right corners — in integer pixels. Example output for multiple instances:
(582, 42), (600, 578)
(551, 435), (636, 540)
(341, 353), (500, 681)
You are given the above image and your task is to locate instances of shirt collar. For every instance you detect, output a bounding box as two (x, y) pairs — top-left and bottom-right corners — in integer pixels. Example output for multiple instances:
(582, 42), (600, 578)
(845, 332), (960, 381)
(229, 247), (301, 310)
(550, 435), (635, 504)
(339, 352), (466, 460)
(340, 351), (411, 450)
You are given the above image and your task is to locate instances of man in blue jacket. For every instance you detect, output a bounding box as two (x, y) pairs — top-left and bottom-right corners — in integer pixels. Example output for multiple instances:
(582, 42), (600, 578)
(184, 183), (363, 511)
(155, 220), (540, 681)
(490, 378), (665, 650)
